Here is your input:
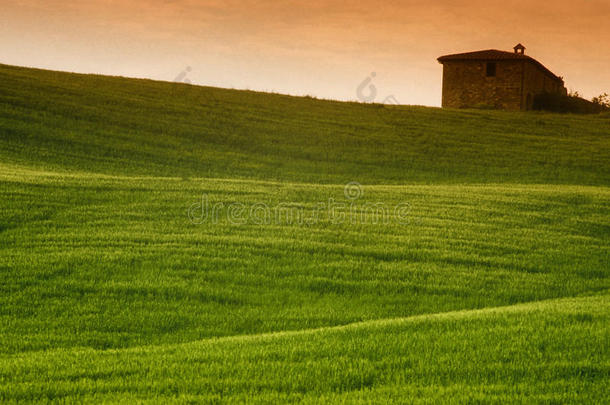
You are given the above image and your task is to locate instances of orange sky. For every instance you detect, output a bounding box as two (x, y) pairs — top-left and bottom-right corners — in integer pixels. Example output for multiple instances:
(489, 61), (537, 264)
(2, 0), (609, 106)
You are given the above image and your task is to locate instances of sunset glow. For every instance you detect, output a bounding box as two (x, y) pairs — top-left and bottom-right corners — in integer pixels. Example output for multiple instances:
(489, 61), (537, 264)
(3, 0), (609, 106)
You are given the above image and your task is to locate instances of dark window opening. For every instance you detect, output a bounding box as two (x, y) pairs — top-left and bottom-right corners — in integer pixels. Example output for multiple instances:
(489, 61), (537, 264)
(486, 62), (497, 77)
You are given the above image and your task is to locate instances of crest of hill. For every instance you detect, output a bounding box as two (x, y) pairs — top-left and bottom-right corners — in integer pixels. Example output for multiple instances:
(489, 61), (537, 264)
(0, 63), (608, 185)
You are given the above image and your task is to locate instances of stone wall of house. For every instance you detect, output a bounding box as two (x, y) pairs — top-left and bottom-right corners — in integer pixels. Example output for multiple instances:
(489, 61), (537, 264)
(441, 60), (523, 110)
(522, 63), (567, 110)
(441, 60), (566, 111)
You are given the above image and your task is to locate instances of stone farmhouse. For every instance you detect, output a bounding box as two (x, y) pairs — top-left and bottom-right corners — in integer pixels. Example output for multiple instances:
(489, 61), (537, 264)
(438, 44), (567, 110)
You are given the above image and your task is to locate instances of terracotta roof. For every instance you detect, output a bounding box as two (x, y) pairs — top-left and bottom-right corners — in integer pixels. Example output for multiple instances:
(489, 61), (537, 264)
(437, 49), (563, 83)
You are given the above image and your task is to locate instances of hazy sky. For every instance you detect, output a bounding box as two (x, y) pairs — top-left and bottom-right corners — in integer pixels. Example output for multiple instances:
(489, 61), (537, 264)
(2, 0), (609, 106)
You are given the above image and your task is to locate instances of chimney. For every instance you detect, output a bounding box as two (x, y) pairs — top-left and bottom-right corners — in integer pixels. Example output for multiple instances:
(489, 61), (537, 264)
(514, 43), (526, 55)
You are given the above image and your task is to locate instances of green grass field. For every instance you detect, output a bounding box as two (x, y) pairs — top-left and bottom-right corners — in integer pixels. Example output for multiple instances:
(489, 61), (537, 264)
(0, 63), (609, 403)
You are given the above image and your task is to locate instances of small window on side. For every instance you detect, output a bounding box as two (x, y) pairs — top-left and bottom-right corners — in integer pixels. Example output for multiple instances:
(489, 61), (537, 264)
(486, 62), (497, 77)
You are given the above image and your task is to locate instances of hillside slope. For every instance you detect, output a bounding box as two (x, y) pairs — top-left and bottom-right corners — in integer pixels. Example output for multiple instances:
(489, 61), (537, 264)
(0, 64), (608, 403)
(1, 63), (609, 185)
(1, 166), (608, 353)
(1, 295), (608, 403)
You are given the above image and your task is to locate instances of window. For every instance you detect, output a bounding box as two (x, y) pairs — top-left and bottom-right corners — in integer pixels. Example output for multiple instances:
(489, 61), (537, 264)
(486, 62), (497, 77)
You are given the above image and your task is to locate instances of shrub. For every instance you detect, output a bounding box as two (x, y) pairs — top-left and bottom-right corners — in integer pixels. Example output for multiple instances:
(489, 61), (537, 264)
(533, 93), (609, 114)
(591, 93), (610, 109)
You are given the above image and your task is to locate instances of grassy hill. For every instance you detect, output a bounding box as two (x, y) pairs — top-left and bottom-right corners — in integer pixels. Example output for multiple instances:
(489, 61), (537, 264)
(1, 63), (609, 185)
(0, 63), (608, 403)
(2, 296), (607, 403)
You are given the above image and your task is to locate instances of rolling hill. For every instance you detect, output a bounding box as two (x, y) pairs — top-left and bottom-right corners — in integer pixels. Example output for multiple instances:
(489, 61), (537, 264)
(0, 63), (608, 403)
(1, 63), (609, 185)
